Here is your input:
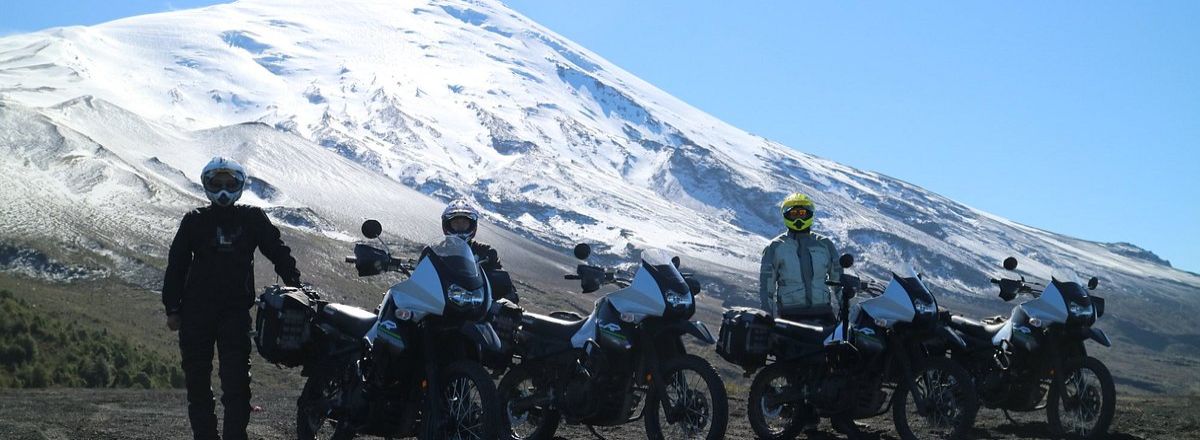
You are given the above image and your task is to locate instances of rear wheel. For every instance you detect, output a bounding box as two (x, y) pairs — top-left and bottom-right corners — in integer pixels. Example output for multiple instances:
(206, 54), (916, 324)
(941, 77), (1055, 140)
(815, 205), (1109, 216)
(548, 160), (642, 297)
(1047, 356), (1115, 440)
(747, 363), (807, 440)
(498, 364), (561, 440)
(297, 370), (357, 440)
(893, 357), (979, 440)
(645, 354), (728, 440)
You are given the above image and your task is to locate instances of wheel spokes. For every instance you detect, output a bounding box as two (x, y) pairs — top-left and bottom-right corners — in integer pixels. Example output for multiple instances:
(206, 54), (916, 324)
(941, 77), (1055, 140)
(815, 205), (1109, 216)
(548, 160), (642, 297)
(507, 378), (544, 439)
(659, 369), (713, 440)
(444, 377), (485, 439)
(905, 367), (965, 438)
(1059, 367), (1104, 435)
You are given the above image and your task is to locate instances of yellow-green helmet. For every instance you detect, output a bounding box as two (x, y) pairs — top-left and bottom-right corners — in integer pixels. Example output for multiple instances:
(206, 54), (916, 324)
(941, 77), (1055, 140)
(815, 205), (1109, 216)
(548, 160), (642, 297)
(780, 193), (815, 232)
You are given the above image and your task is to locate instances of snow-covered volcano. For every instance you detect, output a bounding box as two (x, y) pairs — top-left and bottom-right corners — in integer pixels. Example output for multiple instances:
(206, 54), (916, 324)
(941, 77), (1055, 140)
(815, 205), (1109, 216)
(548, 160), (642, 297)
(1, 0), (1197, 352)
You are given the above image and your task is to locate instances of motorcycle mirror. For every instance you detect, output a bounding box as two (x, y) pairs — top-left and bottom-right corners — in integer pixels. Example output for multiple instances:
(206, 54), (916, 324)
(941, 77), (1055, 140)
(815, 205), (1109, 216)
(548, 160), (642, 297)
(671, 256), (681, 269)
(361, 220), (383, 239)
(573, 243), (592, 260)
(686, 277), (702, 296)
(839, 254), (854, 269)
(1002, 257), (1018, 271)
(1088, 276), (1099, 290)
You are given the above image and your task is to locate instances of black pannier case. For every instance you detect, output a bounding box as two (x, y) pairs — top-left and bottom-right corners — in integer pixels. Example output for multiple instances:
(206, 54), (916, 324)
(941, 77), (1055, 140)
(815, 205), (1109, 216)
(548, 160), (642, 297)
(716, 307), (773, 372)
(254, 285), (318, 367)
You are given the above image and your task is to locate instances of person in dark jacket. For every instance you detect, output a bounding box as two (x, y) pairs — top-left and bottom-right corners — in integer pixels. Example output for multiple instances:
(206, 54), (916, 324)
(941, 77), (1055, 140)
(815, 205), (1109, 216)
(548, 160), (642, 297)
(441, 199), (516, 302)
(163, 157), (301, 440)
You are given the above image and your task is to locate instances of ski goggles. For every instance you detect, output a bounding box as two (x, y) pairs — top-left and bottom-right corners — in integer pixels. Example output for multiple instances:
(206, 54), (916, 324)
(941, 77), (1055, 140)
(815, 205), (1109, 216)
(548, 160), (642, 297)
(784, 206), (814, 221)
(446, 216), (475, 233)
(204, 171), (245, 192)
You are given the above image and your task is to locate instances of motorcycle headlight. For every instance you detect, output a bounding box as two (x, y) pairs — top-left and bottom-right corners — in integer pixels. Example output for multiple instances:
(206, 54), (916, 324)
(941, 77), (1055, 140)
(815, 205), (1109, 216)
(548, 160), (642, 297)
(913, 299), (937, 315)
(665, 290), (693, 308)
(1068, 302), (1094, 318)
(620, 312), (647, 324)
(448, 284), (485, 309)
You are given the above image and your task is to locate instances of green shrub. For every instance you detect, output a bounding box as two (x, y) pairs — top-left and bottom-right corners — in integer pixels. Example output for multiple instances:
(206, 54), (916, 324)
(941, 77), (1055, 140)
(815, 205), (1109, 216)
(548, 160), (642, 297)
(0, 291), (180, 389)
(0, 344), (26, 366)
(134, 372), (153, 389)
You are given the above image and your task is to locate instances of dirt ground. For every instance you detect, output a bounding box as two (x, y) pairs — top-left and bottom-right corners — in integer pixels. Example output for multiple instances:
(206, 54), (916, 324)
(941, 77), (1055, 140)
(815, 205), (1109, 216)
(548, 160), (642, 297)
(0, 388), (1195, 440)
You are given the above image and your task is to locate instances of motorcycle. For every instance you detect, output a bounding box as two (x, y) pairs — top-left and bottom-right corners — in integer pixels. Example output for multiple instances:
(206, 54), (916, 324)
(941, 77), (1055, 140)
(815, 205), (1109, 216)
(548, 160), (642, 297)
(725, 254), (978, 440)
(296, 220), (512, 440)
(498, 243), (728, 440)
(947, 257), (1115, 439)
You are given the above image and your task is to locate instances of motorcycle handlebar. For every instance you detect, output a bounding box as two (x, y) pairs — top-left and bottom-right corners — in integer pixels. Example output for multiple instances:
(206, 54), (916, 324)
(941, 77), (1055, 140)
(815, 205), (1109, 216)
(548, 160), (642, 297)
(345, 256), (357, 264)
(564, 274), (580, 280)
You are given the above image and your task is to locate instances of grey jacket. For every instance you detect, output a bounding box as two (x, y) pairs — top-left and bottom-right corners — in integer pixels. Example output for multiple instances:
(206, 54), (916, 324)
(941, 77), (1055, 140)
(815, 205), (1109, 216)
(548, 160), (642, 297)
(759, 231), (842, 316)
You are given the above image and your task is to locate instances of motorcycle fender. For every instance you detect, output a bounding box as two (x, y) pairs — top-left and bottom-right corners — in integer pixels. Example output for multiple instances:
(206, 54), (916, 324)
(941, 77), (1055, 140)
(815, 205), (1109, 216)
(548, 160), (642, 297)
(461, 322), (503, 352)
(683, 320), (716, 345)
(939, 324), (968, 349)
(1087, 327), (1112, 347)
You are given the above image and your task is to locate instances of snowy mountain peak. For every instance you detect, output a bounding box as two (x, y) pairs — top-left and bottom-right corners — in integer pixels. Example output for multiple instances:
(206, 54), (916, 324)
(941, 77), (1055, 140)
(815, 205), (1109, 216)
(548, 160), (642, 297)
(1, 0), (1197, 335)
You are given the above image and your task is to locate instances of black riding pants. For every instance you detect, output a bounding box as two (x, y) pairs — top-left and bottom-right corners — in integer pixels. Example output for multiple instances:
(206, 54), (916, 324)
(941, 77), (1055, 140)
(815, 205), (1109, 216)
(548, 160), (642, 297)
(179, 305), (253, 440)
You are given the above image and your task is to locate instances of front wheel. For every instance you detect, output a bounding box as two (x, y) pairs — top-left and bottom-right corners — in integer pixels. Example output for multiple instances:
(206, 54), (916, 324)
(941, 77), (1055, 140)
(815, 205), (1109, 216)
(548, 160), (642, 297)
(645, 354), (728, 440)
(1046, 356), (1116, 440)
(498, 364), (561, 440)
(893, 357), (979, 440)
(430, 360), (501, 440)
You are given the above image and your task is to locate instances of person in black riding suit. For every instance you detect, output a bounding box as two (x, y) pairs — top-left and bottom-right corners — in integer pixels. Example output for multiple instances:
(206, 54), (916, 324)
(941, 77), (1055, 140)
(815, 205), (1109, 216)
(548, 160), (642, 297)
(441, 198), (517, 303)
(163, 157), (302, 440)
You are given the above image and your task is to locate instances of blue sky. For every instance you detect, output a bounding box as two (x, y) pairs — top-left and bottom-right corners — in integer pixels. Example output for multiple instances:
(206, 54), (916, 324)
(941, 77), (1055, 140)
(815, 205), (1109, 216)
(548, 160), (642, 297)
(3, 1), (1197, 273)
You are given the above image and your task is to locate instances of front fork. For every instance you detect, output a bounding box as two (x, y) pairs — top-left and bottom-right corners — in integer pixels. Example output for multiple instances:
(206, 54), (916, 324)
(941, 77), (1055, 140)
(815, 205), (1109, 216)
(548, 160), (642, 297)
(891, 335), (932, 414)
(637, 331), (668, 415)
(420, 326), (445, 437)
(644, 331), (696, 424)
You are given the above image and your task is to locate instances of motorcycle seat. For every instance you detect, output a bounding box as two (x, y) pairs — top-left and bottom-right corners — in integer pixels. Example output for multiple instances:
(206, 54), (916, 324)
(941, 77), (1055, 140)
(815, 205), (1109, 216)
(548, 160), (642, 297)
(771, 318), (832, 343)
(522, 312), (587, 340)
(320, 303), (377, 339)
(948, 315), (1006, 340)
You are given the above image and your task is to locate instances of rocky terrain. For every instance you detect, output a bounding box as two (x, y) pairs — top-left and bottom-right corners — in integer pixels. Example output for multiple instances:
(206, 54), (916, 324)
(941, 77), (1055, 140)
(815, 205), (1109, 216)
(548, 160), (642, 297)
(0, 388), (1195, 439)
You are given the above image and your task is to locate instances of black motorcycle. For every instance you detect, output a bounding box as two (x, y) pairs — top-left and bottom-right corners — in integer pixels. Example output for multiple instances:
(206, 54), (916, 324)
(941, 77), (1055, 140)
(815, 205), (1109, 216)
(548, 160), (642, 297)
(498, 244), (728, 440)
(296, 220), (516, 440)
(721, 254), (978, 440)
(947, 257), (1115, 439)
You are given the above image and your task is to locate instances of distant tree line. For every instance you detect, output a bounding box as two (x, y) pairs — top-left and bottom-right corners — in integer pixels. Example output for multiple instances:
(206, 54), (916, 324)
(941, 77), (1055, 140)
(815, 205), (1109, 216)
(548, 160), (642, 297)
(0, 290), (183, 389)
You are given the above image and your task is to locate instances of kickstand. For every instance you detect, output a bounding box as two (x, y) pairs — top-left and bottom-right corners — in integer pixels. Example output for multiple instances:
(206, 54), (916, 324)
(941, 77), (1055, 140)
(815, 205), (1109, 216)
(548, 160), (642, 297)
(586, 425), (610, 440)
(1003, 409), (1018, 425)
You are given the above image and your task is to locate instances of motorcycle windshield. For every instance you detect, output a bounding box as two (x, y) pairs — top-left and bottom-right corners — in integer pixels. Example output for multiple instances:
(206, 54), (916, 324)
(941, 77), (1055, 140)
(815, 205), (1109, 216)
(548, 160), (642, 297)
(641, 249), (689, 296)
(426, 236), (484, 290)
(1050, 267), (1090, 303)
(891, 265), (937, 308)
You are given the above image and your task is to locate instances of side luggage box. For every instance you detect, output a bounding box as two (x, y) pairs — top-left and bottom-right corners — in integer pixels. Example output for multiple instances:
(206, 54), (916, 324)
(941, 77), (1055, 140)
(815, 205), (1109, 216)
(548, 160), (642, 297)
(254, 285), (319, 367)
(715, 307), (773, 375)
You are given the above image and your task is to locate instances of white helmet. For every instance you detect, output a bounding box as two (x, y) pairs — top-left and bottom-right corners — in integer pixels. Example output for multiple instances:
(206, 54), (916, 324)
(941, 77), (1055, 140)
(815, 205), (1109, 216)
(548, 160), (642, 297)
(441, 199), (479, 240)
(201, 157), (247, 207)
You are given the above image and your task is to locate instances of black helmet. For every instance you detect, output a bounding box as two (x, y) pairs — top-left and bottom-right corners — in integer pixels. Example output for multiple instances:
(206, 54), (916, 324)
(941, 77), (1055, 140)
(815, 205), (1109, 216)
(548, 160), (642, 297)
(441, 199), (478, 240)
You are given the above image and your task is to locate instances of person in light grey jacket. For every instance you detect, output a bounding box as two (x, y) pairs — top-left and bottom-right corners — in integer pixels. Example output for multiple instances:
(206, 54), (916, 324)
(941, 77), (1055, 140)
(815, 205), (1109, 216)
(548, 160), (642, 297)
(759, 193), (864, 436)
(759, 193), (842, 324)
